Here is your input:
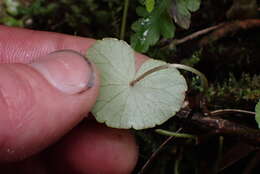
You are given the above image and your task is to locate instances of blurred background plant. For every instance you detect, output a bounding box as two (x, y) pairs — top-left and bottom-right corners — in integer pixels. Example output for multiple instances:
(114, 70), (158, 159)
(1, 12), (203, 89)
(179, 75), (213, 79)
(0, 0), (23, 26)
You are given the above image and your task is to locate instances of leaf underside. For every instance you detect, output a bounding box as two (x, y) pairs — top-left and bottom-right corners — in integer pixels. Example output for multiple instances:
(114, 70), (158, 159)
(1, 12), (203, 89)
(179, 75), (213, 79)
(87, 38), (187, 129)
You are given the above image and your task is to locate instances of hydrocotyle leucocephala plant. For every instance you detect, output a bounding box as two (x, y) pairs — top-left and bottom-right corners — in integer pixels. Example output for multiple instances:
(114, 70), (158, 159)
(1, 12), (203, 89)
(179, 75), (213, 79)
(86, 38), (208, 130)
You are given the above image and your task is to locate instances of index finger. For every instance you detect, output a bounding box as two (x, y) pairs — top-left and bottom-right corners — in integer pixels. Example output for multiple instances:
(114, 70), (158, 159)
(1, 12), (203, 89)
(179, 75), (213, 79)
(0, 25), (148, 67)
(0, 25), (95, 63)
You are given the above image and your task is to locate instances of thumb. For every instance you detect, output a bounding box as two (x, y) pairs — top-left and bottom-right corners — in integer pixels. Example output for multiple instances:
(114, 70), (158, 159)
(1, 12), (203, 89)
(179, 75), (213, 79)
(0, 50), (99, 162)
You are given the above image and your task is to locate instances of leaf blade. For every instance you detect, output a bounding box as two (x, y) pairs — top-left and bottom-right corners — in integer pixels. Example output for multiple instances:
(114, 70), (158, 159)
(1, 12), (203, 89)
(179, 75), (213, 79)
(87, 39), (187, 129)
(131, 0), (174, 53)
(185, 0), (201, 12)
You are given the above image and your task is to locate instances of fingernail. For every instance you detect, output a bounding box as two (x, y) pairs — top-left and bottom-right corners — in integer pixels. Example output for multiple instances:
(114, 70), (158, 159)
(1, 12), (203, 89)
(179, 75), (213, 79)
(30, 50), (95, 94)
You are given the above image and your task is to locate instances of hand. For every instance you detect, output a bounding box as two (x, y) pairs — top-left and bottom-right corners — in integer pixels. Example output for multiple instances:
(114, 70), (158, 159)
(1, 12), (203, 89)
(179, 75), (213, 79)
(0, 25), (147, 174)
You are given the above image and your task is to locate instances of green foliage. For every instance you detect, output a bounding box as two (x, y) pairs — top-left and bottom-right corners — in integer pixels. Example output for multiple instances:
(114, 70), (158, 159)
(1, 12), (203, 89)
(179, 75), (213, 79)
(0, 0), (59, 27)
(131, 0), (201, 53)
(181, 50), (201, 66)
(145, 0), (155, 12)
(208, 73), (260, 103)
(19, 0), (58, 16)
(256, 100), (260, 128)
(0, 0), (23, 27)
(185, 0), (201, 12)
(131, 0), (175, 53)
(0, 0), (125, 37)
(0, 16), (23, 26)
(4, 0), (20, 16)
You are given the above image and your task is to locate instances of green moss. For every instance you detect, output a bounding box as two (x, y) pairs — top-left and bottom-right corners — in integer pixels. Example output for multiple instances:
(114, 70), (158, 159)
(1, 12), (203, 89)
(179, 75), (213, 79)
(207, 73), (260, 108)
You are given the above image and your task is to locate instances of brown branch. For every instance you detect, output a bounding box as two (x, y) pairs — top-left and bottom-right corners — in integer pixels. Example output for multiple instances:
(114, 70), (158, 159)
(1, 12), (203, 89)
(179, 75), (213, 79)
(160, 19), (260, 48)
(159, 23), (224, 48)
(199, 19), (260, 46)
(138, 109), (259, 173)
(173, 23), (224, 45)
(174, 110), (260, 145)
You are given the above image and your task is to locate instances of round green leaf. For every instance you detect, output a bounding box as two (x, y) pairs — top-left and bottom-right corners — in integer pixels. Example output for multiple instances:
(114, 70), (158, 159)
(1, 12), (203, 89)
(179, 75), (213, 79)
(87, 38), (187, 129)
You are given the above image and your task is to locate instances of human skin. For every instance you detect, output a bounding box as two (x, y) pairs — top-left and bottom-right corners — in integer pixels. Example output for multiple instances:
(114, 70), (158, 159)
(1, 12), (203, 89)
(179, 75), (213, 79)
(0, 25), (148, 174)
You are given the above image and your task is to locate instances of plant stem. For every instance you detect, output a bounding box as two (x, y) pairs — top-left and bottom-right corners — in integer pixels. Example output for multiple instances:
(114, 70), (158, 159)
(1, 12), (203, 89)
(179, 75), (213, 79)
(120, 0), (129, 40)
(130, 63), (208, 97)
(174, 158), (181, 174)
(155, 129), (197, 139)
(209, 109), (255, 116)
(212, 136), (224, 174)
(169, 64), (209, 95)
(130, 65), (169, 86)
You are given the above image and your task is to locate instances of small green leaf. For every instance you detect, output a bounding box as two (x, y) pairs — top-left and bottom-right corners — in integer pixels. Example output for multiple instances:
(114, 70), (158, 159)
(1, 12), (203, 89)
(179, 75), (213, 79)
(160, 11), (175, 38)
(131, 0), (174, 52)
(4, 0), (20, 16)
(170, 0), (201, 29)
(255, 100), (260, 128)
(0, 16), (23, 27)
(131, 16), (160, 52)
(145, 0), (155, 13)
(185, 0), (201, 12)
(87, 38), (187, 129)
(171, 0), (191, 29)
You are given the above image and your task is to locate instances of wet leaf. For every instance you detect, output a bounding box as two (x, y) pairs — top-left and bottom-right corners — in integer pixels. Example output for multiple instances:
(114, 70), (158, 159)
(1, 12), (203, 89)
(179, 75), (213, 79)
(131, 0), (174, 53)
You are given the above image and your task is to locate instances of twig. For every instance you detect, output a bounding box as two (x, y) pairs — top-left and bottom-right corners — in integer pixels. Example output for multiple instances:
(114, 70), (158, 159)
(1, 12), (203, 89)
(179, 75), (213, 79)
(199, 19), (260, 46)
(174, 155), (181, 174)
(160, 19), (260, 48)
(174, 111), (260, 145)
(174, 23), (224, 45)
(138, 128), (182, 174)
(213, 136), (224, 174)
(159, 23), (224, 47)
(155, 129), (197, 139)
(209, 109), (255, 116)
